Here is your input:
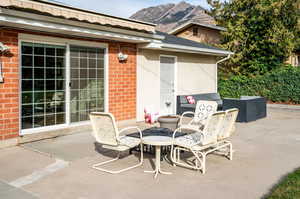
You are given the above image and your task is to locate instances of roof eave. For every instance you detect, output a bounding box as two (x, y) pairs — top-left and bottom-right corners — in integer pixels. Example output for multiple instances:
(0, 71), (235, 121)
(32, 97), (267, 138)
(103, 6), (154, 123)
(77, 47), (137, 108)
(139, 42), (233, 56)
(162, 43), (233, 56)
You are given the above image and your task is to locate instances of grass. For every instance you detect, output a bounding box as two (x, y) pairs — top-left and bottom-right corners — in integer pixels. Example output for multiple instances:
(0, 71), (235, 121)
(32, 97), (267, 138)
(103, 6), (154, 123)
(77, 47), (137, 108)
(264, 168), (300, 199)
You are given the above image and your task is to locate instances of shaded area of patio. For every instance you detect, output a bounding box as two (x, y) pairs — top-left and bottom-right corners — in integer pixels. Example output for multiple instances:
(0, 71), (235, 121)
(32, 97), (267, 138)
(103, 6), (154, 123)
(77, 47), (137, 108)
(0, 108), (300, 199)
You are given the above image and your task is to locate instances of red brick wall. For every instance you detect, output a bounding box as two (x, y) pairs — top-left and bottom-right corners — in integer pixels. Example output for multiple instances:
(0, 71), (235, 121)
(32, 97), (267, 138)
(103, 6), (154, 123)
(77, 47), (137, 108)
(108, 42), (137, 121)
(0, 29), (137, 141)
(0, 30), (19, 141)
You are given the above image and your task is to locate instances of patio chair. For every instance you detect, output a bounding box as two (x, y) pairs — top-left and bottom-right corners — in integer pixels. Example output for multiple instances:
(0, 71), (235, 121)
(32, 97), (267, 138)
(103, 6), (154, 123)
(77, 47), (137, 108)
(178, 100), (218, 130)
(89, 112), (143, 174)
(171, 111), (226, 174)
(215, 108), (239, 160)
(218, 108), (239, 141)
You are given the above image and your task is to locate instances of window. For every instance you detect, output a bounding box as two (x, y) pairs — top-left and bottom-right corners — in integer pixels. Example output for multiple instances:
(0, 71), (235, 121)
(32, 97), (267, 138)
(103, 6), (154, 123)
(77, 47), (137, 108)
(193, 27), (198, 36)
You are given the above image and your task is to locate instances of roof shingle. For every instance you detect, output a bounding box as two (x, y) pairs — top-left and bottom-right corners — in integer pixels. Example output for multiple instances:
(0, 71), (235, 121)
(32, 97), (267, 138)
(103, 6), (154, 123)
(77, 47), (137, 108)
(157, 31), (229, 52)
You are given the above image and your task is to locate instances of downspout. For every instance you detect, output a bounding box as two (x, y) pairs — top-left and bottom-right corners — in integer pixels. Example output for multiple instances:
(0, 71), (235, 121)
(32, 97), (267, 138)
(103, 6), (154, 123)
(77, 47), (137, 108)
(217, 54), (231, 65)
(215, 54), (231, 92)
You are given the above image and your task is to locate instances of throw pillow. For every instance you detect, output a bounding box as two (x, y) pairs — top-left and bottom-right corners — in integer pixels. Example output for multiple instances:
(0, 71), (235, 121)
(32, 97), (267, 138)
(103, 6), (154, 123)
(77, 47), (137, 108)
(186, 96), (196, 104)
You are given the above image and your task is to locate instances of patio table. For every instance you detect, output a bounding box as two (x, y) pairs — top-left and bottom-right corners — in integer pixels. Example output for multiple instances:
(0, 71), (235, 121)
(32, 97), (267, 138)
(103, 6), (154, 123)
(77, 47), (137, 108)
(128, 127), (186, 156)
(142, 136), (173, 178)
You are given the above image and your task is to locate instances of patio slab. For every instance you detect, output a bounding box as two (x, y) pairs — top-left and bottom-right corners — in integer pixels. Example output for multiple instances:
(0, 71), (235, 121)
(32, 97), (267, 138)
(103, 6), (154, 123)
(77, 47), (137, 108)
(0, 180), (38, 199)
(0, 147), (55, 182)
(22, 122), (149, 162)
(0, 109), (300, 199)
(22, 132), (97, 162)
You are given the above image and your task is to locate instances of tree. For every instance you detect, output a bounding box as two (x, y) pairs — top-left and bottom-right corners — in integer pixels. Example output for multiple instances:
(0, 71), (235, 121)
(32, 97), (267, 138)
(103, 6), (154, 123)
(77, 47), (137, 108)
(207, 0), (300, 76)
(206, 0), (225, 25)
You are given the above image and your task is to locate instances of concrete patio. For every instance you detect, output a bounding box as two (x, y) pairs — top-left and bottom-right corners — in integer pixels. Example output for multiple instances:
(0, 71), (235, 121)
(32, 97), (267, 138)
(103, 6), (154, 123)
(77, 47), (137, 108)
(0, 108), (300, 199)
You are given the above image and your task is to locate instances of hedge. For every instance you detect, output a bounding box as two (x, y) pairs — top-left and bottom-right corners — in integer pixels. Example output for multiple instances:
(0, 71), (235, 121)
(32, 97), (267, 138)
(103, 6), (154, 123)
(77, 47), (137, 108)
(218, 66), (300, 104)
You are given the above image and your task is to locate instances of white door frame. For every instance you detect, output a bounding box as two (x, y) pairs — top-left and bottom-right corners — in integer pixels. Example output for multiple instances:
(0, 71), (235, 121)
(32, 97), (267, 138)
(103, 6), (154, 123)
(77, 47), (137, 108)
(159, 54), (177, 115)
(18, 34), (109, 135)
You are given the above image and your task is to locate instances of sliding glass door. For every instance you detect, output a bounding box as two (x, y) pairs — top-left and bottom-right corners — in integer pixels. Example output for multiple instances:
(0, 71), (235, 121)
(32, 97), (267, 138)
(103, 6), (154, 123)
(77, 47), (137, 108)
(21, 42), (106, 131)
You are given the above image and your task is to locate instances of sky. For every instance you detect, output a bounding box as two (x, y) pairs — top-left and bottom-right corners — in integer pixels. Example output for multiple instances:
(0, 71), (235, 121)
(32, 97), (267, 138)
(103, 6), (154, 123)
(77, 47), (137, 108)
(53, 0), (216, 19)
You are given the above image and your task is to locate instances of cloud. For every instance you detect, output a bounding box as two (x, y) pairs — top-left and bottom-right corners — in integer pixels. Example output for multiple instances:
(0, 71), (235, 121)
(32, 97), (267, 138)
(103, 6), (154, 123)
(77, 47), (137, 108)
(57, 0), (213, 18)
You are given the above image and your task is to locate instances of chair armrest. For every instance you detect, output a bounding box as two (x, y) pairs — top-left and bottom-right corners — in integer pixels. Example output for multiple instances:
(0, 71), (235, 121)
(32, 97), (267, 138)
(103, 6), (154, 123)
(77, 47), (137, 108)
(118, 126), (143, 140)
(179, 111), (195, 126)
(172, 128), (182, 140)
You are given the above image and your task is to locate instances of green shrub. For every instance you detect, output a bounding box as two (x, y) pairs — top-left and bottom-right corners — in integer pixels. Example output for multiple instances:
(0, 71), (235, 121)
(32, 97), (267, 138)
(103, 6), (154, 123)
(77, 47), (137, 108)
(218, 66), (300, 104)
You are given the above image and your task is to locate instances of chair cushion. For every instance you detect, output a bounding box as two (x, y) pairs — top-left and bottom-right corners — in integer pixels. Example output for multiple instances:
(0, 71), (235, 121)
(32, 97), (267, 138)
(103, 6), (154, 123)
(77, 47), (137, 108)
(186, 96), (196, 104)
(119, 136), (141, 148)
(175, 132), (203, 148)
(103, 136), (141, 151)
(175, 132), (218, 150)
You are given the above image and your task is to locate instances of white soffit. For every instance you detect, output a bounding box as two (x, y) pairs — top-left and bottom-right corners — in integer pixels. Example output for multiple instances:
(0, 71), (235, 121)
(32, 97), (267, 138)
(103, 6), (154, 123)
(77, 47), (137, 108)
(138, 43), (233, 56)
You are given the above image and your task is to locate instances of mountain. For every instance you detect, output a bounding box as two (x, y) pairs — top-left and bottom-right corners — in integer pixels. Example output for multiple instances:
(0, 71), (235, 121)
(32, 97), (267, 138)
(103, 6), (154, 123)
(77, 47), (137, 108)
(130, 1), (215, 32)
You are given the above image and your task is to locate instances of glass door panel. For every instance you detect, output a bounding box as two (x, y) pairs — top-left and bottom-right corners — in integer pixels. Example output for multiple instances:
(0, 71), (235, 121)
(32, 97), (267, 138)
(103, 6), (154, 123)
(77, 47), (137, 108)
(21, 42), (66, 130)
(70, 46), (105, 122)
(160, 56), (176, 115)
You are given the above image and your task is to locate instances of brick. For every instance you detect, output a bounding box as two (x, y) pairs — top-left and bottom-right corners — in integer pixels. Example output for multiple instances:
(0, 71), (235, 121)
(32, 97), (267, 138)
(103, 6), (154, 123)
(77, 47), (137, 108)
(4, 103), (18, 108)
(4, 73), (19, 78)
(4, 113), (19, 118)
(4, 134), (18, 140)
(3, 31), (18, 37)
(4, 93), (18, 98)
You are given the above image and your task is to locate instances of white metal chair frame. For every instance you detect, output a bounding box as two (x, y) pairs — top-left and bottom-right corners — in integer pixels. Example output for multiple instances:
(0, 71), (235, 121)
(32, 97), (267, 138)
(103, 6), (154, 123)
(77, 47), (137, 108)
(218, 108), (239, 141)
(214, 108), (239, 158)
(171, 111), (235, 174)
(90, 112), (143, 174)
(178, 100), (218, 128)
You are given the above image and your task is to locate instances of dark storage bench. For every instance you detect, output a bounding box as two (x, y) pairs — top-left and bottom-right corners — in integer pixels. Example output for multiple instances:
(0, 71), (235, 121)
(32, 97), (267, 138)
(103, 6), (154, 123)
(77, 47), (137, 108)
(176, 93), (223, 115)
(223, 96), (267, 122)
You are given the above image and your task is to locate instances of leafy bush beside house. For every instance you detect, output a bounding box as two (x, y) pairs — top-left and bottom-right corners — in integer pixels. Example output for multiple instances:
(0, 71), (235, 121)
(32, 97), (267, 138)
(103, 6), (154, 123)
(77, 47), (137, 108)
(218, 66), (300, 104)
(207, 0), (299, 76)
